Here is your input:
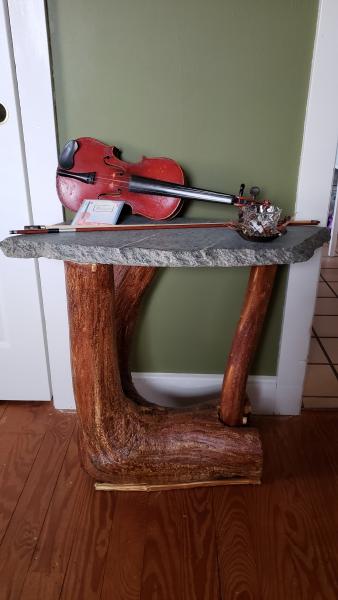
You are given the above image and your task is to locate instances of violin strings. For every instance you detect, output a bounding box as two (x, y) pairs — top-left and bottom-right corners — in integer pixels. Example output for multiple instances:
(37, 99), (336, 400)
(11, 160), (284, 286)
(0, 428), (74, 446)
(86, 175), (128, 184)
(59, 172), (193, 194)
(58, 171), (240, 201)
(58, 167), (185, 188)
(83, 174), (181, 187)
(61, 173), (236, 198)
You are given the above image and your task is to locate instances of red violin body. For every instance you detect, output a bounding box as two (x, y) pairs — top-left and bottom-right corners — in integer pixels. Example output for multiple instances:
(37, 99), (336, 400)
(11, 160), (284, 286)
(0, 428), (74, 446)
(56, 137), (264, 220)
(56, 137), (184, 219)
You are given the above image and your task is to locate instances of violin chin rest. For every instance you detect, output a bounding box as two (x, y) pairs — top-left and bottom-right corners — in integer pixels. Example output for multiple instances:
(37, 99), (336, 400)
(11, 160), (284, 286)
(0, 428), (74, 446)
(58, 139), (79, 170)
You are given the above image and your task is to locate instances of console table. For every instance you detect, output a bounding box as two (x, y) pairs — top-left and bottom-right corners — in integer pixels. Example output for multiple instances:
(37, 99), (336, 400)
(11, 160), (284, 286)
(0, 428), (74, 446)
(1, 220), (329, 490)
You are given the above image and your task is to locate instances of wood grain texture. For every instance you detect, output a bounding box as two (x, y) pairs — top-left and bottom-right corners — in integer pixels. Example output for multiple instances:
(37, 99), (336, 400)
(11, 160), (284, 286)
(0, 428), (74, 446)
(114, 264), (158, 407)
(20, 428), (88, 599)
(243, 417), (338, 600)
(1, 405), (338, 598)
(65, 261), (262, 486)
(0, 402), (7, 420)
(95, 478), (260, 491)
(100, 492), (150, 600)
(59, 481), (115, 600)
(141, 489), (221, 600)
(213, 487), (260, 599)
(0, 401), (53, 434)
(0, 402), (55, 546)
(0, 410), (74, 600)
(220, 265), (278, 425)
(0, 432), (43, 545)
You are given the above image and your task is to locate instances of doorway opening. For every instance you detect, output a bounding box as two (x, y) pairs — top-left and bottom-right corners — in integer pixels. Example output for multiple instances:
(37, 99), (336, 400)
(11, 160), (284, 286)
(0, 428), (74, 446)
(303, 146), (338, 409)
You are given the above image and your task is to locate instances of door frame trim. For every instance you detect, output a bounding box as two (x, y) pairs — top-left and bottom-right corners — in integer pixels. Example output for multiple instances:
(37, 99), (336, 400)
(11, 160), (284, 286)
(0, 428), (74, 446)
(7, 0), (73, 407)
(276, 0), (338, 414)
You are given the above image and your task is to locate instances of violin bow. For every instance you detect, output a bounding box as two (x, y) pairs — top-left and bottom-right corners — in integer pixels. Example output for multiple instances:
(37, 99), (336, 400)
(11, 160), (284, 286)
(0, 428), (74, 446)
(10, 219), (319, 236)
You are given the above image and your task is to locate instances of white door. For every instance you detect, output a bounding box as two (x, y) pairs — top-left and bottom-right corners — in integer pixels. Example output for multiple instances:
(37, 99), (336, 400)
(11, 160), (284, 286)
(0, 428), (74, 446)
(0, 0), (51, 400)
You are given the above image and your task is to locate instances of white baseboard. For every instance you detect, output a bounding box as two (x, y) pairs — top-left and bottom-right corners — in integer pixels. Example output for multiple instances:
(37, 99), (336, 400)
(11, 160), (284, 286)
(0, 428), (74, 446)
(54, 372), (286, 414)
(132, 372), (278, 414)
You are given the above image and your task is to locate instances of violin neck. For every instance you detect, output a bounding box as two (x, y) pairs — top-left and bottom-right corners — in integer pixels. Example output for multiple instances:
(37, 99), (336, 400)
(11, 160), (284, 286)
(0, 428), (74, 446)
(56, 167), (238, 205)
(129, 175), (237, 205)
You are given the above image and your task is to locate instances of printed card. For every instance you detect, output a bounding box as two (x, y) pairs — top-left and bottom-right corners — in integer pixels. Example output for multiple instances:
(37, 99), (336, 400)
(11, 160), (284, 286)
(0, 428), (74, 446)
(71, 199), (125, 226)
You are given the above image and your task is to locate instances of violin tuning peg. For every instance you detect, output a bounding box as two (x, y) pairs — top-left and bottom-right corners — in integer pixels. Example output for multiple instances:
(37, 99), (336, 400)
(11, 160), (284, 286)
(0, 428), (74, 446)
(250, 186), (260, 199)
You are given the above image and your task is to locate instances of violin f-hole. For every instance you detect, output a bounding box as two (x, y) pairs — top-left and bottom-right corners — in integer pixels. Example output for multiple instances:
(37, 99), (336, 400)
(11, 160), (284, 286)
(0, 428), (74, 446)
(103, 155), (125, 176)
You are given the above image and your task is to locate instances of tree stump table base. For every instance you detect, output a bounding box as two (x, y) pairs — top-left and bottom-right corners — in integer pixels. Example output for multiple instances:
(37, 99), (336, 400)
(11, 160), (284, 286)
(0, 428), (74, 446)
(65, 262), (266, 487)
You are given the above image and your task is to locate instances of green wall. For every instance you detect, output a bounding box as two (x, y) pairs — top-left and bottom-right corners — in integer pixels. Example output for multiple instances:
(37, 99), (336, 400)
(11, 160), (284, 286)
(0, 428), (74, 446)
(47, 0), (318, 374)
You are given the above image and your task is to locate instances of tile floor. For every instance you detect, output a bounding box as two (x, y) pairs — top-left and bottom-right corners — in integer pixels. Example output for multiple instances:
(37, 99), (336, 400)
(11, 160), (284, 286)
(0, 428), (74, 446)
(303, 241), (338, 408)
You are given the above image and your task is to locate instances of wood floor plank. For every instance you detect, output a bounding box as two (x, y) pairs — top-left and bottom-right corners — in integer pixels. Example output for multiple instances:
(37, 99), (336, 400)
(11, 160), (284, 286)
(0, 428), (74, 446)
(294, 414), (338, 562)
(0, 410), (74, 600)
(311, 413), (338, 474)
(243, 418), (297, 600)
(244, 417), (338, 600)
(140, 488), (221, 600)
(0, 432), (43, 544)
(281, 416), (338, 590)
(0, 401), (54, 434)
(276, 417), (338, 598)
(60, 482), (116, 600)
(1, 405), (338, 599)
(0, 401), (7, 420)
(212, 486), (260, 599)
(19, 428), (88, 600)
(100, 492), (150, 600)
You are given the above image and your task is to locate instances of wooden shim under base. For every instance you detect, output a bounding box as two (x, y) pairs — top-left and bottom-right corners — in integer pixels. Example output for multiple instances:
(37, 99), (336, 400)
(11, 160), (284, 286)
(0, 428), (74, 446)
(94, 478), (261, 492)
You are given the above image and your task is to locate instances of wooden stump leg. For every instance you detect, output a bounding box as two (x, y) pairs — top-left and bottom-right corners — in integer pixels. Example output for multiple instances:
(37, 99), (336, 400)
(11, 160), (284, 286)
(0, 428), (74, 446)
(220, 265), (278, 426)
(65, 261), (263, 486)
(114, 265), (158, 407)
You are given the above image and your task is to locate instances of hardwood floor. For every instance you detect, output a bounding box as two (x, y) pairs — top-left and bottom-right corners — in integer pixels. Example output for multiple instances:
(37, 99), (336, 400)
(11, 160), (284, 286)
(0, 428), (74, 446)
(1, 402), (338, 599)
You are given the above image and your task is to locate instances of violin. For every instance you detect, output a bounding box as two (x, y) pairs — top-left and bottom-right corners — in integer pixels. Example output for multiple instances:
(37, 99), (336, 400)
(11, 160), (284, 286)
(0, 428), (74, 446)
(56, 137), (260, 219)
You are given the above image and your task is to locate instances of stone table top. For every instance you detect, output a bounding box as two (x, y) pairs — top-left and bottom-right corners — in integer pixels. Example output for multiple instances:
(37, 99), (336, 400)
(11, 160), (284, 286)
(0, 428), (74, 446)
(0, 219), (330, 268)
